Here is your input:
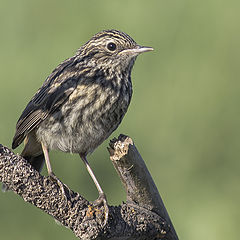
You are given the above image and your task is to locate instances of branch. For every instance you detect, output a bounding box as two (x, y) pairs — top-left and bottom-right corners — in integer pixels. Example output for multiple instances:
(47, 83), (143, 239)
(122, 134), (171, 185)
(0, 135), (178, 240)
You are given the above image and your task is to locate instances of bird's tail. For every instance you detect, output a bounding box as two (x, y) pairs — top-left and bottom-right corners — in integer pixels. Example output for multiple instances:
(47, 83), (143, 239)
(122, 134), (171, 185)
(2, 133), (45, 192)
(22, 153), (45, 172)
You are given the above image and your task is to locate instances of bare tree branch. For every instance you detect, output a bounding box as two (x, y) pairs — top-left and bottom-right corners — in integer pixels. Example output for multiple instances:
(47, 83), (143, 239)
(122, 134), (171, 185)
(0, 135), (178, 240)
(108, 135), (178, 239)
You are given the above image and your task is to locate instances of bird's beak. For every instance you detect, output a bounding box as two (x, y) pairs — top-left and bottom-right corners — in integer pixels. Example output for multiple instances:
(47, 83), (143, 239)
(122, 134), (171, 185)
(134, 45), (154, 54)
(121, 45), (154, 55)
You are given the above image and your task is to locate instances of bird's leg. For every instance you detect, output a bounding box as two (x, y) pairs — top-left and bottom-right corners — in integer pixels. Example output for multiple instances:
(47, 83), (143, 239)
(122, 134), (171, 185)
(41, 142), (67, 200)
(80, 154), (109, 225)
(41, 142), (53, 176)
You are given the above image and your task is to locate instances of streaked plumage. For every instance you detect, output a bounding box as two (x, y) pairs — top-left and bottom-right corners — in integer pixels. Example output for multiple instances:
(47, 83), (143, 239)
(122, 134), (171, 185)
(10, 30), (153, 213)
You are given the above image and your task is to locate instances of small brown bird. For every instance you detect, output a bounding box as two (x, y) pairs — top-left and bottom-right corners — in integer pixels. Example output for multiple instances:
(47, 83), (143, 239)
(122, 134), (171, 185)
(8, 30), (153, 217)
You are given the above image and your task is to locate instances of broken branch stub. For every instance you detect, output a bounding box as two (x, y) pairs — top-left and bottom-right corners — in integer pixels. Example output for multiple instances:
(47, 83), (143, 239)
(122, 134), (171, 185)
(108, 134), (178, 240)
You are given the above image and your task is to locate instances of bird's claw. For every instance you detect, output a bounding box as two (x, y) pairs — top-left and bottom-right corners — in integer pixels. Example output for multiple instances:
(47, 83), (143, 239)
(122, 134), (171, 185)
(49, 172), (68, 202)
(90, 192), (109, 226)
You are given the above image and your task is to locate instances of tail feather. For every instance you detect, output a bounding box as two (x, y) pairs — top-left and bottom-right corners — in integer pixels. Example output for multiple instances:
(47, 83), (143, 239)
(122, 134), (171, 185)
(2, 132), (45, 192)
(20, 131), (45, 172)
(23, 154), (45, 172)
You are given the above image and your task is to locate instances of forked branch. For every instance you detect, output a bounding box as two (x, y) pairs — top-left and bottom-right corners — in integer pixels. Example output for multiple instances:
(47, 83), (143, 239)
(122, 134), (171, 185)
(0, 135), (178, 240)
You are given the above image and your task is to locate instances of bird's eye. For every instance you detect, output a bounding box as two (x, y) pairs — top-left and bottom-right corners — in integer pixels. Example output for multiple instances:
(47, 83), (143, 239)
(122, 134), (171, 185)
(107, 42), (117, 51)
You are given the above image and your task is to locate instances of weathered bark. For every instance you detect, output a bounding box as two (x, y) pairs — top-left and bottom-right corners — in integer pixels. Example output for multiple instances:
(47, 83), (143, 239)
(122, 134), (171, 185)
(0, 135), (178, 240)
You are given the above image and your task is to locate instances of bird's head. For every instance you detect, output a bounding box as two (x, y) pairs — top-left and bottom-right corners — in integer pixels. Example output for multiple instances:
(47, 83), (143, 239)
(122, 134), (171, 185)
(78, 30), (153, 74)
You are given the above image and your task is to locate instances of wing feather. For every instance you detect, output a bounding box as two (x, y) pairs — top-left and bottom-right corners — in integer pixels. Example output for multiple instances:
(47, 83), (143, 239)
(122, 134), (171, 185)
(12, 56), (80, 149)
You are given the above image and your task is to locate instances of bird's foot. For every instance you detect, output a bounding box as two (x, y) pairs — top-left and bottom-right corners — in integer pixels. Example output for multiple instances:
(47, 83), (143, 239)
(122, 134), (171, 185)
(49, 172), (68, 202)
(88, 192), (109, 226)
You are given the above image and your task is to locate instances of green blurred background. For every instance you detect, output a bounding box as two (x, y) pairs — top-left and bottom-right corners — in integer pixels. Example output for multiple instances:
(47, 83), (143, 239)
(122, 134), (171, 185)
(0, 0), (240, 239)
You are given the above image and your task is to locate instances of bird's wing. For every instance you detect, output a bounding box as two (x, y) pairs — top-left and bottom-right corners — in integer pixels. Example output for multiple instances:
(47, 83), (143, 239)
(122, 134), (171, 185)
(12, 56), (79, 149)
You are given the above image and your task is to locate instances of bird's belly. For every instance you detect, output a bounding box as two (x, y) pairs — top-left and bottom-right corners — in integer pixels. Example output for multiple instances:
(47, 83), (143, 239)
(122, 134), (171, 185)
(36, 94), (129, 155)
(38, 119), (108, 154)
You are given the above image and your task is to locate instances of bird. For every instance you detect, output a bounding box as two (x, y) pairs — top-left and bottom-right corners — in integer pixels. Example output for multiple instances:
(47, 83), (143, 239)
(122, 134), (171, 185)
(6, 29), (153, 221)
